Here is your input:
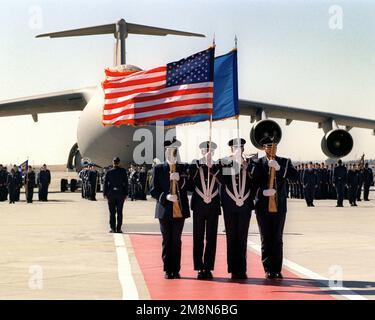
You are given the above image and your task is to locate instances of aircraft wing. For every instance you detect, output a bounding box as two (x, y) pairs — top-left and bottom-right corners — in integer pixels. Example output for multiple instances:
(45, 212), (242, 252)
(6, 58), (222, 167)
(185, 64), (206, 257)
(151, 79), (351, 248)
(239, 99), (375, 133)
(0, 87), (96, 122)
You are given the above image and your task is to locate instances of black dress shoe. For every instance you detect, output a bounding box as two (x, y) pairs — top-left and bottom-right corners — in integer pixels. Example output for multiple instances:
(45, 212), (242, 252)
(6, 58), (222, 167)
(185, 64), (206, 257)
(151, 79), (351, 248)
(232, 273), (247, 280)
(116, 229), (123, 233)
(205, 270), (213, 280)
(173, 272), (181, 279)
(164, 272), (173, 279)
(275, 272), (283, 279)
(265, 272), (276, 279)
(109, 229), (115, 233)
(237, 273), (248, 280)
(197, 270), (206, 280)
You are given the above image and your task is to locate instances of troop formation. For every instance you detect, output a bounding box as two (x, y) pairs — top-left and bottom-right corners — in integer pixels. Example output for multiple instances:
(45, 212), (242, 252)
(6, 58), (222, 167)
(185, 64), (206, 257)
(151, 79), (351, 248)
(289, 160), (374, 207)
(0, 164), (51, 203)
(127, 164), (149, 201)
(149, 137), (298, 281)
(79, 164), (100, 201)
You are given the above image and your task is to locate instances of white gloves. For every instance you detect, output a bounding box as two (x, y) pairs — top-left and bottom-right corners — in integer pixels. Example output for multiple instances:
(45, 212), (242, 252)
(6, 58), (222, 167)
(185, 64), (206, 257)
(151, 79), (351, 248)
(170, 172), (180, 181)
(263, 189), (276, 197)
(268, 159), (280, 171)
(166, 194), (178, 202)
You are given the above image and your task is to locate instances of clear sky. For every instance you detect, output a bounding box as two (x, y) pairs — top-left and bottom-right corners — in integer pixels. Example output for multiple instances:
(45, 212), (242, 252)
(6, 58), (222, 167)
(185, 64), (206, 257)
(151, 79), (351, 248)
(1, 0), (375, 165)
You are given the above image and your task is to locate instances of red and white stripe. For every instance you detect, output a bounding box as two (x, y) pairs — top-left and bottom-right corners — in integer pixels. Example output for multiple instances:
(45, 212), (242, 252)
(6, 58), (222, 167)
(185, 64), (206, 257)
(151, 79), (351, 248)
(102, 66), (213, 126)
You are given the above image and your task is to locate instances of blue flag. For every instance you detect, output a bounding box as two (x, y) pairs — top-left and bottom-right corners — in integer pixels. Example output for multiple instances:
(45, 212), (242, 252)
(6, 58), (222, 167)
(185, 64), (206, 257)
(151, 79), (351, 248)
(152, 50), (239, 126)
(18, 160), (29, 173)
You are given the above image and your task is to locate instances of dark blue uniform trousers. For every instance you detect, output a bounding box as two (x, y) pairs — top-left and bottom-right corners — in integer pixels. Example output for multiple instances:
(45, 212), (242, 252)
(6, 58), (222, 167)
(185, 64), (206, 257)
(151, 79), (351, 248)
(222, 205), (251, 274)
(256, 210), (286, 274)
(108, 193), (125, 231)
(159, 218), (185, 273)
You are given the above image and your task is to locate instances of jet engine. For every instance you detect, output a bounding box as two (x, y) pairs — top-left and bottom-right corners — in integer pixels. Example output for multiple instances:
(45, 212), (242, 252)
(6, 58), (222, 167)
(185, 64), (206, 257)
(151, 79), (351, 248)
(250, 119), (282, 149)
(321, 129), (353, 158)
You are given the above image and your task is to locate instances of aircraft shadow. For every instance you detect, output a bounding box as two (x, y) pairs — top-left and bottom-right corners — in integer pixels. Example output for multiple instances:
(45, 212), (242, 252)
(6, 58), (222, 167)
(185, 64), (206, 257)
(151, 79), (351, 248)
(281, 278), (375, 296)
(179, 276), (375, 296)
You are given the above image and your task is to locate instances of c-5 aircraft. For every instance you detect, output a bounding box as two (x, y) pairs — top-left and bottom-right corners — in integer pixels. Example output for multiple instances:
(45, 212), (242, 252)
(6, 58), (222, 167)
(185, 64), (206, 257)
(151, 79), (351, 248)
(1, 19), (375, 171)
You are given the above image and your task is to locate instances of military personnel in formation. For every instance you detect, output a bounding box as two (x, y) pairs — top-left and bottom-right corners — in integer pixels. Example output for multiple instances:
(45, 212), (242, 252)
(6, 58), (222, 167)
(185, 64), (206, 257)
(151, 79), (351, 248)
(138, 166), (148, 200)
(356, 165), (364, 202)
(347, 164), (359, 207)
(13, 165), (22, 202)
(216, 138), (255, 280)
(299, 164), (308, 199)
(88, 165), (98, 201)
(363, 163), (374, 201)
(188, 141), (220, 280)
(333, 159), (347, 207)
(297, 164), (304, 199)
(37, 164), (51, 201)
(103, 157), (128, 233)
(252, 138), (298, 279)
(320, 162), (329, 200)
(299, 164), (306, 199)
(328, 164), (336, 199)
(288, 166), (299, 199)
(129, 163), (139, 201)
(7, 168), (18, 204)
(147, 162), (156, 195)
(302, 162), (317, 207)
(25, 166), (36, 203)
(150, 139), (190, 279)
(0, 165), (8, 201)
(314, 163), (322, 199)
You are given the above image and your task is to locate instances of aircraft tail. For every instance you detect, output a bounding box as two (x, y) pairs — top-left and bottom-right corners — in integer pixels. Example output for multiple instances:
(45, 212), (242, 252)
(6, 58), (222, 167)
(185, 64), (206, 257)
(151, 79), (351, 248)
(36, 19), (205, 66)
(36, 19), (205, 39)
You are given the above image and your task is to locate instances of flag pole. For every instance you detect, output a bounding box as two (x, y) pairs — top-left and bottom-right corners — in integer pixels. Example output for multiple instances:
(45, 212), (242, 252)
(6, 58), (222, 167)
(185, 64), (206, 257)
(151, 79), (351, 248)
(207, 35), (216, 190)
(234, 35), (242, 182)
(234, 35), (242, 188)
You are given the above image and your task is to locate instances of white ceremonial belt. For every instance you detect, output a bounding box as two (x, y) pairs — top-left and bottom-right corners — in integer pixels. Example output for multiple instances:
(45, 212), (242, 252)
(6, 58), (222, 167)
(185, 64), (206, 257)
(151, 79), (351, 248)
(225, 186), (250, 207)
(195, 187), (219, 204)
(196, 166), (218, 204)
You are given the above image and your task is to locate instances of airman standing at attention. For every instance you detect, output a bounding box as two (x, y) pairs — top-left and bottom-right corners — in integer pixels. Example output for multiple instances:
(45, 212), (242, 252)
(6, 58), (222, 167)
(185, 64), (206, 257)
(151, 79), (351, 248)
(333, 159), (347, 207)
(347, 163), (359, 207)
(13, 165), (22, 202)
(38, 164), (51, 201)
(302, 162), (317, 207)
(252, 137), (298, 280)
(216, 138), (256, 280)
(7, 168), (18, 204)
(150, 139), (190, 280)
(103, 157), (128, 233)
(188, 141), (220, 280)
(363, 163), (374, 201)
(25, 166), (36, 203)
(0, 165), (7, 202)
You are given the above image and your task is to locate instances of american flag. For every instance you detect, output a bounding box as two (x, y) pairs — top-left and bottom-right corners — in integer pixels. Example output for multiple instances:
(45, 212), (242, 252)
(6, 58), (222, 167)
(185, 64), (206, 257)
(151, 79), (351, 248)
(102, 48), (215, 126)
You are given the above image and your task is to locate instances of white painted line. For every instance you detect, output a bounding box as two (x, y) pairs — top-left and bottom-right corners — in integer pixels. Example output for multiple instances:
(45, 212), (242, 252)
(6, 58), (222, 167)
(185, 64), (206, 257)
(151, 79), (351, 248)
(113, 233), (139, 300)
(248, 240), (367, 301)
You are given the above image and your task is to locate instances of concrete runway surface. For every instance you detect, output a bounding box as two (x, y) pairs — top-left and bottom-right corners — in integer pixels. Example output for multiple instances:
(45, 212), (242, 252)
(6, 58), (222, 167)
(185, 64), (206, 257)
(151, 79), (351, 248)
(0, 179), (374, 300)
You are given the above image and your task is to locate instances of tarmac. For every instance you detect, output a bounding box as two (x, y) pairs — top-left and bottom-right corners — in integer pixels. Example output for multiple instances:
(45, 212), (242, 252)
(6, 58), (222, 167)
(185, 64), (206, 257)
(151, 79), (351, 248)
(0, 174), (374, 300)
